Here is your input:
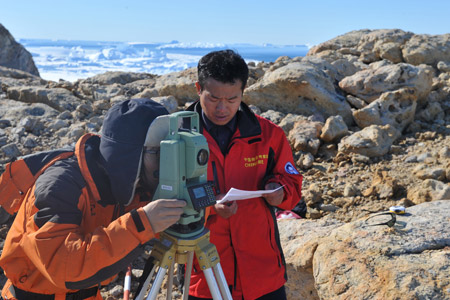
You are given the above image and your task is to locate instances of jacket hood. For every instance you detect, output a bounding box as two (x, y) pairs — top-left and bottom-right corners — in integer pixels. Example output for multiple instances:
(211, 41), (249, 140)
(99, 98), (168, 206)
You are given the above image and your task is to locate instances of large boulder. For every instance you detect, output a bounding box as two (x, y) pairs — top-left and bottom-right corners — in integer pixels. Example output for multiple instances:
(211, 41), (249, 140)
(152, 67), (198, 105)
(307, 29), (373, 56)
(403, 34), (450, 67)
(244, 58), (353, 125)
(339, 63), (433, 105)
(0, 24), (39, 76)
(352, 87), (418, 132)
(280, 200), (450, 300)
(308, 29), (414, 64)
(280, 218), (344, 300)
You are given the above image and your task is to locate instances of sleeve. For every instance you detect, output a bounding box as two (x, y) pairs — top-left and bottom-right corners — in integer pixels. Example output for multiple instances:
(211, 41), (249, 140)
(263, 125), (303, 211)
(22, 170), (156, 291)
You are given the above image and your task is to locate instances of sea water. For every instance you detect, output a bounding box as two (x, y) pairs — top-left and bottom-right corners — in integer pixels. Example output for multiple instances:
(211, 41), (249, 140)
(20, 39), (309, 82)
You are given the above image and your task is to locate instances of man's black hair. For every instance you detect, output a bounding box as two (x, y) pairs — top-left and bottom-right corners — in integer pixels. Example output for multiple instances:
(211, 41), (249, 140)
(197, 49), (249, 92)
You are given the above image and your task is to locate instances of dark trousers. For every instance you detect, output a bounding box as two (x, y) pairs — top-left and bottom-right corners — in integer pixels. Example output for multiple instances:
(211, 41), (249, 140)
(188, 285), (287, 300)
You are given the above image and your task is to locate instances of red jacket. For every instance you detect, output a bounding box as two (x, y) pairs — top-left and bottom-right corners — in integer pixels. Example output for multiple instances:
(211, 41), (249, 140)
(0, 134), (156, 300)
(187, 102), (303, 300)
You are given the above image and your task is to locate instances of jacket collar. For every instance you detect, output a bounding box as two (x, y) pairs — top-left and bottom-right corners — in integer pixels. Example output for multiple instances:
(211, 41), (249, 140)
(75, 133), (116, 207)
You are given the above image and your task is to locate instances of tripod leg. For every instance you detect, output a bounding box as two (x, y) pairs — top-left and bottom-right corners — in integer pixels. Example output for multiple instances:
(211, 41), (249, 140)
(145, 267), (168, 300)
(212, 263), (232, 300)
(203, 268), (223, 300)
(135, 264), (158, 300)
(182, 251), (194, 300)
(166, 259), (175, 300)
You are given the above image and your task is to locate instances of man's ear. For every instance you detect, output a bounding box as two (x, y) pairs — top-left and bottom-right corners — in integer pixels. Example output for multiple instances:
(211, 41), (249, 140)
(195, 82), (202, 95)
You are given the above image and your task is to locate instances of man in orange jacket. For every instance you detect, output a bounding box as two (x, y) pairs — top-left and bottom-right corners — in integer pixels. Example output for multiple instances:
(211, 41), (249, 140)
(0, 98), (186, 300)
(186, 50), (303, 300)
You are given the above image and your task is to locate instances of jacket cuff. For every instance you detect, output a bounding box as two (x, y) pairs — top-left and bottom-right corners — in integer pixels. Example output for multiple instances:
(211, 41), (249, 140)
(133, 207), (156, 243)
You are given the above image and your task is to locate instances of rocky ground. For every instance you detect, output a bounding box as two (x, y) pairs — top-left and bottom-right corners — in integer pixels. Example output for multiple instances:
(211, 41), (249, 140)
(0, 27), (449, 299)
(0, 107), (447, 299)
(302, 126), (449, 223)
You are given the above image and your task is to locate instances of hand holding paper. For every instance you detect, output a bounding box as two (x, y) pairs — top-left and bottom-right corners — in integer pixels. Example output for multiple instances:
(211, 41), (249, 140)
(217, 185), (284, 204)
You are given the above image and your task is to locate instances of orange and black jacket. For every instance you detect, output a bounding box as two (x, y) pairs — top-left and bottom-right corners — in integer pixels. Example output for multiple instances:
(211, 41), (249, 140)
(0, 133), (156, 299)
(0, 98), (170, 300)
(186, 101), (303, 300)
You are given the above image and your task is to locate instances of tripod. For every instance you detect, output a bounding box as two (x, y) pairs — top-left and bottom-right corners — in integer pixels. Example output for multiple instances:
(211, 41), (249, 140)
(135, 228), (232, 300)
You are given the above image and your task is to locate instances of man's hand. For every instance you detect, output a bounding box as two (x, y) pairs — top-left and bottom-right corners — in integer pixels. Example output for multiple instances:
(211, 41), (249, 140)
(213, 194), (238, 219)
(143, 199), (186, 233)
(263, 182), (284, 206)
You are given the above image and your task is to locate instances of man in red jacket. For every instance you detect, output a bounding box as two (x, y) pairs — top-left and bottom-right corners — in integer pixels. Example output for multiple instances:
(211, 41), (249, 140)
(186, 50), (303, 300)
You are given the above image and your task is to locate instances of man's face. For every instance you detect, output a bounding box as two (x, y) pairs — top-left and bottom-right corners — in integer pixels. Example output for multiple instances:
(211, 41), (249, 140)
(142, 147), (160, 194)
(196, 78), (243, 126)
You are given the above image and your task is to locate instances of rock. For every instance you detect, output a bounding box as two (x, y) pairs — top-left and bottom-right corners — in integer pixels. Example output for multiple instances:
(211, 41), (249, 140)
(6, 86), (80, 112)
(0, 24), (39, 76)
(93, 84), (123, 101)
(338, 124), (401, 157)
(309, 29), (415, 64)
(0, 143), (21, 158)
(278, 113), (304, 135)
(417, 152), (433, 163)
(312, 52), (366, 81)
(439, 146), (450, 159)
(0, 120), (11, 129)
(308, 29), (373, 56)
(345, 94), (366, 109)
(74, 103), (93, 120)
(320, 115), (348, 143)
(416, 101), (445, 123)
(437, 61), (450, 73)
(343, 183), (358, 197)
(244, 58), (353, 124)
(288, 119), (323, 155)
(260, 110), (286, 124)
(147, 96), (179, 114)
(362, 168), (402, 199)
(279, 218), (344, 300)
(308, 200), (450, 300)
(247, 104), (261, 115)
(23, 137), (37, 148)
(356, 29), (413, 63)
(339, 63), (433, 105)
(297, 152), (315, 169)
(352, 87), (418, 132)
(303, 183), (323, 207)
(407, 179), (450, 204)
(79, 71), (154, 85)
(413, 164), (446, 181)
(320, 203), (339, 212)
(132, 88), (159, 100)
(0, 66), (45, 86)
(403, 34), (450, 67)
(153, 68), (198, 105)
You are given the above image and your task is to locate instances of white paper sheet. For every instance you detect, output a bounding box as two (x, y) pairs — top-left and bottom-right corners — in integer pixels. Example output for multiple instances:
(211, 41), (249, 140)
(216, 186), (284, 204)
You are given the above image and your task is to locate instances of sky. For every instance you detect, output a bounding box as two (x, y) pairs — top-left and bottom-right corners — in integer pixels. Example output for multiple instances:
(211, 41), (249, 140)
(2, 0), (450, 47)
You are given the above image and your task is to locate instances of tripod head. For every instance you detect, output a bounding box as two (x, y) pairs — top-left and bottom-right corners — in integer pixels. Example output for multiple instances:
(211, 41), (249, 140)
(150, 111), (216, 238)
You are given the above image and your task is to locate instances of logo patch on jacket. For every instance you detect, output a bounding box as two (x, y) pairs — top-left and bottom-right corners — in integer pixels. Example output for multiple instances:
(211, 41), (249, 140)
(244, 154), (268, 168)
(284, 162), (299, 174)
